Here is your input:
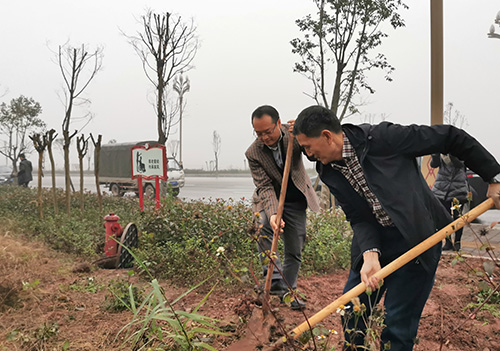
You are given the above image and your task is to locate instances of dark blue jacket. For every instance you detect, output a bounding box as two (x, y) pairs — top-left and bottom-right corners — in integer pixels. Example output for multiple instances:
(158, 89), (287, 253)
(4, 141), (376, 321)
(317, 122), (500, 273)
(18, 159), (33, 185)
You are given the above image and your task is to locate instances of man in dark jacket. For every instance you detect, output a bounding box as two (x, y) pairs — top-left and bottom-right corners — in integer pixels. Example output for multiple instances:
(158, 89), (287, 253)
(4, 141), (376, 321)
(292, 105), (500, 350)
(18, 153), (33, 187)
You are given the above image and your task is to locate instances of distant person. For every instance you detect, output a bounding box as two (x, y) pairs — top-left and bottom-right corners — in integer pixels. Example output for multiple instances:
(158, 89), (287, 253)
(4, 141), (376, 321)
(292, 105), (500, 350)
(17, 153), (33, 187)
(246, 105), (319, 310)
(430, 153), (469, 251)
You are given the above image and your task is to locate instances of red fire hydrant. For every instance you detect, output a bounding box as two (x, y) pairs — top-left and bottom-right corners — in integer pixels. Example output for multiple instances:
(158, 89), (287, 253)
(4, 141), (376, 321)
(104, 213), (123, 257)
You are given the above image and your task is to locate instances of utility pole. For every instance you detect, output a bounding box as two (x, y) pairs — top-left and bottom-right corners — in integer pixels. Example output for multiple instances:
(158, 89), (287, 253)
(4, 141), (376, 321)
(173, 73), (190, 165)
(422, 0), (444, 189)
(430, 0), (443, 126)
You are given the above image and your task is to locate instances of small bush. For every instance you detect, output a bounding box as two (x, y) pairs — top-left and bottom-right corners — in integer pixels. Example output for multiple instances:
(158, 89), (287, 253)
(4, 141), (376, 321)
(105, 277), (144, 312)
(136, 197), (257, 286)
(0, 186), (353, 289)
(302, 207), (352, 273)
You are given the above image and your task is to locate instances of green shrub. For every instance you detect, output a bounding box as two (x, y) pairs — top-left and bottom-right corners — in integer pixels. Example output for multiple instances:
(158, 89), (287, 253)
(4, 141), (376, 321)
(105, 276), (144, 312)
(302, 207), (352, 274)
(136, 197), (257, 286)
(0, 186), (140, 256)
(0, 186), (353, 288)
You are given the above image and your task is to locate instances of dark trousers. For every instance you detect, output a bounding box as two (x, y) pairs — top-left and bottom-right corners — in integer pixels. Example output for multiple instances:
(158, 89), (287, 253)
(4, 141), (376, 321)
(257, 205), (307, 290)
(343, 227), (439, 351)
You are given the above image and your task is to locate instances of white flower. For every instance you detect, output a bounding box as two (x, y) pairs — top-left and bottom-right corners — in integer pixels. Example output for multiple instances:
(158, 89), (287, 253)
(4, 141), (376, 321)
(336, 304), (350, 316)
(216, 246), (225, 256)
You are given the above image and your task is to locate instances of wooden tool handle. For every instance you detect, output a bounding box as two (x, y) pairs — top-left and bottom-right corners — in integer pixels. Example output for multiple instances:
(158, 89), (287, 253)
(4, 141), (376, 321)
(264, 134), (295, 293)
(271, 197), (494, 348)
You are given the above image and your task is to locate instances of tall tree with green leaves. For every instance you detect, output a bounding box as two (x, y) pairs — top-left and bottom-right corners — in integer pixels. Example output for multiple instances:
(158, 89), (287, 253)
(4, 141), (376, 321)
(0, 95), (45, 172)
(291, 0), (408, 121)
(125, 10), (198, 144)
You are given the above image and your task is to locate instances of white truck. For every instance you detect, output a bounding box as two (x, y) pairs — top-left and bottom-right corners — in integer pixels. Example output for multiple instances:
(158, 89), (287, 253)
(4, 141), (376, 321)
(97, 141), (184, 197)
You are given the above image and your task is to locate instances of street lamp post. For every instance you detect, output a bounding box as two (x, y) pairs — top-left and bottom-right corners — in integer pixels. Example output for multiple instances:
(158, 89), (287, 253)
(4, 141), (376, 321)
(173, 73), (190, 165)
(430, 0), (443, 126)
(488, 11), (500, 39)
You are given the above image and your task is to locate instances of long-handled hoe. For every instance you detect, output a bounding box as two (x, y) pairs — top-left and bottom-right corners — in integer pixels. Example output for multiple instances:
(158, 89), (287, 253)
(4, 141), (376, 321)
(226, 133), (296, 350)
(265, 197), (495, 350)
(228, 191), (495, 351)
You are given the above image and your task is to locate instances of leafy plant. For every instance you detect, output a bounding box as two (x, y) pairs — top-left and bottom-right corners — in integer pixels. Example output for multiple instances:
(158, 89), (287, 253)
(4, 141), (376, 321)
(69, 277), (102, 293)
(466, 285), (500, 318)
(118, 279), (228, 350)
(6, 323), (60, 350)
(22, 279), (40, 291)
(105, 276), (144, 312)
(302, 207), (352, 273)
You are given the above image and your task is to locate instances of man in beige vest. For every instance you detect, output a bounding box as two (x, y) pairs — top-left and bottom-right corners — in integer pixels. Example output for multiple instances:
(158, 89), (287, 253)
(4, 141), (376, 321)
(246, 105), (319, 310)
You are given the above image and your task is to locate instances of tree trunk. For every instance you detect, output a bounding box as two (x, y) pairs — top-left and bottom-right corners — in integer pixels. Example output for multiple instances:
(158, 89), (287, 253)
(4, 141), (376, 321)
(47, 141), (58, 215)
(79, 155), (84, 212)
(91, 133), (103, 212)
(63, 131), (71, 216)
(94, 145), (102, 212)
(37, 151), (44, 219)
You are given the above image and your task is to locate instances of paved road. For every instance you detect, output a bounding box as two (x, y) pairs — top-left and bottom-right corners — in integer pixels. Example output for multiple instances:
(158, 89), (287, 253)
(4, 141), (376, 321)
(179, 176), (254, 201)
(39, 174), (255, 201)
(40, 174), (499, 217)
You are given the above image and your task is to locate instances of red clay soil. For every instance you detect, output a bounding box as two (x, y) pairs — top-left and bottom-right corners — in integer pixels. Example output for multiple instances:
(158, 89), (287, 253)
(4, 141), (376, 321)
(1, 232), (499, 351)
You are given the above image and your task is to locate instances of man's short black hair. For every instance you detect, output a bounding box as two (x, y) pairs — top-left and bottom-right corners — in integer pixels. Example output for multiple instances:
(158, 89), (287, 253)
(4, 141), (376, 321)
(19, 153), (25, 159)
(293, 105), (342, 137)
(251, 105), (280, 124)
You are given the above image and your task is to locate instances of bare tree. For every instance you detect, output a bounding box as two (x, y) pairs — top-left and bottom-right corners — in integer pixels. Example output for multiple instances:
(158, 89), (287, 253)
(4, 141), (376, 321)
(29, 133), (48, 219)
(90, 133), (103, 212)
(212, 130), (221, 174)
(125, 10), (198, 144)
(46, 129), (59, 214)
(444, 102), (468, 129)
(173, 73), (190, 163)
(76, 134), (89, 212)
(57, 43), (103, 215)
(167, 139), (179, 158)
(86, 141), (93, 171)
(0, 96), (45, 173)
(291, 0), (408, 121)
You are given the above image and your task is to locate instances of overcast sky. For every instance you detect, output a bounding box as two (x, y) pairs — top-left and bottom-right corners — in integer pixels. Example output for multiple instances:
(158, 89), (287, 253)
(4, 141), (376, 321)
(1, 0), (499, 170)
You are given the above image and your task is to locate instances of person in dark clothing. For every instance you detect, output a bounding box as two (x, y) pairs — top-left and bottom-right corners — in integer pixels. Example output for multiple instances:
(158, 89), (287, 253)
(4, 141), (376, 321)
(17, 153), (33, 187)
(292, 105), (500, 351)
(430, 153), (469, 251)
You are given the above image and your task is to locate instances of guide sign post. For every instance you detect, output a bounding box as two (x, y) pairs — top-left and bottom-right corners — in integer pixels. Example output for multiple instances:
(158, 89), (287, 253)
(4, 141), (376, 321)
(131, 143), (167, 211)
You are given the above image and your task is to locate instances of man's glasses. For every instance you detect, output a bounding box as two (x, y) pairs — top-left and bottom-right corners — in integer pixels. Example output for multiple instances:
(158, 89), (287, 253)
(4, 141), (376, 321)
(253, 123), (278, 139)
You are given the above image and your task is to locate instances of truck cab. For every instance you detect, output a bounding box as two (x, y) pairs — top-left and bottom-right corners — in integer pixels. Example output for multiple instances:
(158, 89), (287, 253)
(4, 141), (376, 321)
(167, 157), (185, 187)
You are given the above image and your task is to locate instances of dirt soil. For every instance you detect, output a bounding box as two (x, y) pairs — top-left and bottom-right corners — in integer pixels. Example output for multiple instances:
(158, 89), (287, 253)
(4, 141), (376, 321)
(1, 232), (499, 351)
